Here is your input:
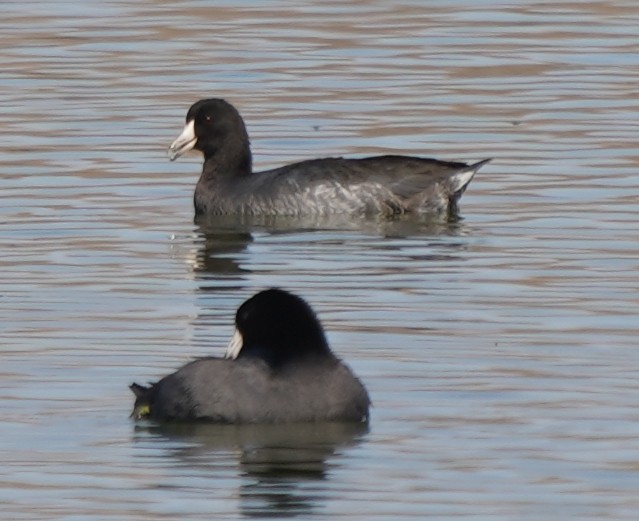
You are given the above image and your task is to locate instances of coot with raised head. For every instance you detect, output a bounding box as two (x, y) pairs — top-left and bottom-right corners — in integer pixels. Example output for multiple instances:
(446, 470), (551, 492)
(169, 98), (490, 217)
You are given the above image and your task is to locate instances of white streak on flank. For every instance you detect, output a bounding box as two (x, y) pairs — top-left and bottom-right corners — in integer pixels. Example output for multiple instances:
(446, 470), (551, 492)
(168, 119), (196, 161)
(225, 328), (243, 359)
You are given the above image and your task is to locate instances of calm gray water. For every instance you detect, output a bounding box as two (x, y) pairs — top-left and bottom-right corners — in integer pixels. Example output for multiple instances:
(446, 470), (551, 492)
(2, 1), (639, 519)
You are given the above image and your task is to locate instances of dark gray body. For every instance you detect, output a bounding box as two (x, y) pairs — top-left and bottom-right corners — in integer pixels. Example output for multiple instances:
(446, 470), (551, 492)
(195, 155), (490, 217)
(134, 355), (370, 424)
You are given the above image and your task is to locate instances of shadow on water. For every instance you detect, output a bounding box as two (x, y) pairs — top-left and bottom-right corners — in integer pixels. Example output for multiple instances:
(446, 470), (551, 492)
(133, 421), (369, 518)
(194, 211), (471, 238)
(176, 213), (474, 355)
(190, 226), (254, 277)
(189, 212), (473, 279)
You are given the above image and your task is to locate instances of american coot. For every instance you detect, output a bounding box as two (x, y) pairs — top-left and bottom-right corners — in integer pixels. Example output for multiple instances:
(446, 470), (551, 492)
(169, 98), (491, 217)
(130, 289), (370, 423)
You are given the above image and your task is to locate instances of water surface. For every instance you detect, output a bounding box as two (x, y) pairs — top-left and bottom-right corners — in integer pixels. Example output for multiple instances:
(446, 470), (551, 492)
(2, 1), (639, 519)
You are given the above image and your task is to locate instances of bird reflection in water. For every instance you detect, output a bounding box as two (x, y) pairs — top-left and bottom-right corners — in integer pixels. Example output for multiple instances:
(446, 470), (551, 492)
(133, 421), (369, 518)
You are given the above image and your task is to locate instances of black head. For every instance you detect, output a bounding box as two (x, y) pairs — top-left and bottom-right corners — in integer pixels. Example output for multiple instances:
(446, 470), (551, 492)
(227, 289), (332, 368)
(168, 98), (251, 173)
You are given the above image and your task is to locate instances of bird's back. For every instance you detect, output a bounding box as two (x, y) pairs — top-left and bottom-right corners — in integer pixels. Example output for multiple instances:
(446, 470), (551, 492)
(145, 356), (370, 423)
(196, 155), (487, 216)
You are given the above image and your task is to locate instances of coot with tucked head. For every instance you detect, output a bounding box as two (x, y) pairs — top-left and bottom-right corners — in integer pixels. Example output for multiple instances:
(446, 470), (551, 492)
(169, 98), (490, 217)
(130, 289), (370, 423)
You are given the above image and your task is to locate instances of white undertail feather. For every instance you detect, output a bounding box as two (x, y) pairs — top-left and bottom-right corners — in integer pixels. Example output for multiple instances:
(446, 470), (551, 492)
(451, 159), (491, 194)
(450, 167), (478, 194)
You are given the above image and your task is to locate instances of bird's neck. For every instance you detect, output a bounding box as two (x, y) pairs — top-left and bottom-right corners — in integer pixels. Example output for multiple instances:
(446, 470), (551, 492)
(201, 140), (252, 181)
